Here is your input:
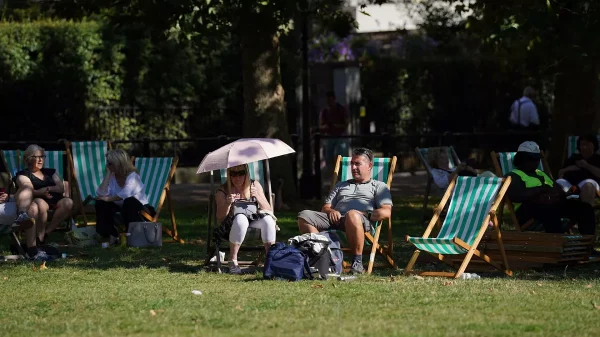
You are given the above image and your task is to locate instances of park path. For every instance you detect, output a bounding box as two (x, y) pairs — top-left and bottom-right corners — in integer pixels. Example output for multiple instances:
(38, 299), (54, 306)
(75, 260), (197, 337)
(169, 171), (430, 206)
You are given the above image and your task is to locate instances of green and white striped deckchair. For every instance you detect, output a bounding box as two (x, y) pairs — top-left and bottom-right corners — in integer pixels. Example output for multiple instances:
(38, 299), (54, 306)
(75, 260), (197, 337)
(415, 146), (461, 221)
(1, 150), (21, 179)
(405, 176), (513, 278)
(66, 141), (109, 226)
(492, 152), (546, 177)
(328, 155), (397, 274)
(134, 157), (182, 243)
(44, 151), (66, 180)
(490, 151), (550, 231)
(566, 135), (600, 159)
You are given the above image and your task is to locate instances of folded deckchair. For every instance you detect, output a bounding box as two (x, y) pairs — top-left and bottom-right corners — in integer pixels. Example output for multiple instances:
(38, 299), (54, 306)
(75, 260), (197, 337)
(490, 151), (550, 231)
(204, 160), (275, 271)
(1, 150), (21, 193)
(329, 155), (397, 274)
(134, 156), (183, 243)
(405, 176), (513, 278)
(415, 146), (461, 220)
(65, 141), (110, 226)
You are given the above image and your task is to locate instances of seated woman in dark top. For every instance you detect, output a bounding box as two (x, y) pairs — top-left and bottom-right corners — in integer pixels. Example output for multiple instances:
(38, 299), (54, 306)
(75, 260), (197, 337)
(15, 144), (74, 244)
(556, 135), (600, 206)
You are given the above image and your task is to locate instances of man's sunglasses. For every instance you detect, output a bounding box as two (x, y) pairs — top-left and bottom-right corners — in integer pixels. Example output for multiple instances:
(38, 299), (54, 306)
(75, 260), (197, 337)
(230, 170), (247, 177)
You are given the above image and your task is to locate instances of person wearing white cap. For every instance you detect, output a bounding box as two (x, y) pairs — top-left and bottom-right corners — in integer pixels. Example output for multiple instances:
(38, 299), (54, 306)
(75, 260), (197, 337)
(556, 135), (600, 206)
(505, 141), (596, 236)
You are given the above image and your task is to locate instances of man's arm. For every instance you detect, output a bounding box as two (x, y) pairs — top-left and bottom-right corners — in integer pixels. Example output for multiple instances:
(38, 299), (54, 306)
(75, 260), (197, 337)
(369, 204), (391, 221)
(321, 203), (341, 224)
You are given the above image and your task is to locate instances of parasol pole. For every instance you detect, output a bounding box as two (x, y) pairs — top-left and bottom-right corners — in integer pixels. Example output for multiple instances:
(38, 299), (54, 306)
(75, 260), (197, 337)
(265, 158), (273, 208)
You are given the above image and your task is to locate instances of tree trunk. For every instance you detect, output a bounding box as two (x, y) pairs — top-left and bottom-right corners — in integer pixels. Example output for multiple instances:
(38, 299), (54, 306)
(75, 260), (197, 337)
(548, 61), (600, 173)
(240, 13), (297, 201)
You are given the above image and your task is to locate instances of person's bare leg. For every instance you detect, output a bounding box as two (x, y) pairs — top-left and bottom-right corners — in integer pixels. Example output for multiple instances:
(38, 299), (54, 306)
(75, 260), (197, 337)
(14, 186), (33, 213)
(580, 183), (596, 206)
(263, 242), (275, 254)
(22, 202), (39, 249)
(344, 210), (365, 256)
(298, 217), (319, 234)
(229, 243), (241, 262)
(33, 198), (49, 242)
(45, 198), (74, 235)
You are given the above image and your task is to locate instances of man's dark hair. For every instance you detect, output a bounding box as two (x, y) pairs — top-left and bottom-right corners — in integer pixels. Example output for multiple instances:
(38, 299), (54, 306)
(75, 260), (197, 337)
(353, 148), (373, 163)
(326, 91), (335, 99)
(577, 134), (599, 153)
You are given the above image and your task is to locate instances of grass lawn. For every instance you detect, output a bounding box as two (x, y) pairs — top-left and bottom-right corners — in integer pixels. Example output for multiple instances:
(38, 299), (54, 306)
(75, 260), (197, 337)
(1, 197), (600, 337)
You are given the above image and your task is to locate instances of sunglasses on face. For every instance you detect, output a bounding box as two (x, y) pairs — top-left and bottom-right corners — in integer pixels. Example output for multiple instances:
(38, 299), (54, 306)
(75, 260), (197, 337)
(107, 162), (113, 166)
(32, 155), (46, 160)
(230, 170), (247, 177)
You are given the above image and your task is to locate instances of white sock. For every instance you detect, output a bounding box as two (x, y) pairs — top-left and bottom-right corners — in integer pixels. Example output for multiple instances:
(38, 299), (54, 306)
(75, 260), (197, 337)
(230, 259), (238, 266)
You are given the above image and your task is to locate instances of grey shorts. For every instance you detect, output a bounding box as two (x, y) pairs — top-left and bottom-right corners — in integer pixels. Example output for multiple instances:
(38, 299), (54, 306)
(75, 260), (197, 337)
(297, 210), (371, 233)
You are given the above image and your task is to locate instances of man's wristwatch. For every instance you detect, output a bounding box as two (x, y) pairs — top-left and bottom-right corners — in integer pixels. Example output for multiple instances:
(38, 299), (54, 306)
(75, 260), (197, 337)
(366, 210), (373, 221)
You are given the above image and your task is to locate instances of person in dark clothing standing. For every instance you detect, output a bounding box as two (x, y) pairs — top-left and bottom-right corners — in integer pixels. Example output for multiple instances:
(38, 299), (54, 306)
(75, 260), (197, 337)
(505, 141), (595, 236)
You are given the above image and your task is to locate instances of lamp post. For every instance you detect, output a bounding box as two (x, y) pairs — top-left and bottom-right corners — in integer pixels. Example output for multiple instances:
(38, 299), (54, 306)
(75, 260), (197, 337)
(298, 0), (316, 198)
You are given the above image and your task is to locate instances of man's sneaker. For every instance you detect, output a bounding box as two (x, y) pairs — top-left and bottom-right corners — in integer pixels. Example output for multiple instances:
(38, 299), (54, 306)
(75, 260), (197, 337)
(15, 212), (35, 228)
(229, 264), (243, 275)
(349, 260), (364, 275)
(27, 250), (53, 262)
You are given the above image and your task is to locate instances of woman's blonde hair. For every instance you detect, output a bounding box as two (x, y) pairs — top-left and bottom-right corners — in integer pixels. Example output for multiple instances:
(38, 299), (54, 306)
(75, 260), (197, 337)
(106, 149), (138, 177)
(23, 144), (45, 168)
(224, 164), (251, 199)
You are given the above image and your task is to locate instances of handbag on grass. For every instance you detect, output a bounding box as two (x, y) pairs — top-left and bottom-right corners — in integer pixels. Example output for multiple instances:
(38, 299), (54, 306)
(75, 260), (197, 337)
(127, 222), (162, 247)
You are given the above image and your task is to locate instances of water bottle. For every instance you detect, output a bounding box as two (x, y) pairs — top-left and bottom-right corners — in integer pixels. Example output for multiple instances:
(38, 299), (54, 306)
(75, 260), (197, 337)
(337, 276), (357, 281)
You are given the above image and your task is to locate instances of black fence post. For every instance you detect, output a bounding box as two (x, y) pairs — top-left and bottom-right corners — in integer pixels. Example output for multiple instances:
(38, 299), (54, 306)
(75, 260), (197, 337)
(313, 133), (322, 199)
(290, 134), (299, 191)
(142, 137), (150, 157)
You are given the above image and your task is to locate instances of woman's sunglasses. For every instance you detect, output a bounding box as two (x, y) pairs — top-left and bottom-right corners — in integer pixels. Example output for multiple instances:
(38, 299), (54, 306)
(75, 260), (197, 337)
(230, 170), (247, 177)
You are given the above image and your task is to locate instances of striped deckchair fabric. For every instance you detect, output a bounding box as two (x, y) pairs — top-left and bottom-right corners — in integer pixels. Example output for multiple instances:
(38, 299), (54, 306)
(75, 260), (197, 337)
(405, 176), (513, 278)
(44, 151), (65, 180)
(495, 152), (544, 176)
(338, 157), (390, 182)
(567, 135), (600, 159)
(328, 155), (398, 274)
(70, 141), (107, 201)
(134, 157), (182, 243)
(1, 150), (21, 178)
(66, 140), (110, 226)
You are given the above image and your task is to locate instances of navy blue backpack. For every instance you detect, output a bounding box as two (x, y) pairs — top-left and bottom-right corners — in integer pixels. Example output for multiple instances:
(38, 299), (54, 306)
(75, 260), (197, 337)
(263, 243), (311, 281)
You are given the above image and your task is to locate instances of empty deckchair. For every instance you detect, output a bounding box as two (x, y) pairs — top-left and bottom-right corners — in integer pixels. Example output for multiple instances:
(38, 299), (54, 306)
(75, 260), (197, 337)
(1, 150), (21, 193)
(205, 160), (275, 270)
(490, 151), (550, 231)
(65, 141), (110, 226)
(329, 155), (397, 274)
(415, 146), (461, 220)
(405, 176), (513, 278)
(134, 157), (183, 244)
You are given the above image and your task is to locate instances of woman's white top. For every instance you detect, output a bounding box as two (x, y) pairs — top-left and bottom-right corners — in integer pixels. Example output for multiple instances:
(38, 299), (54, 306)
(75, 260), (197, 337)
(96, 172), (149, 207)
(430, 168), (455, 189)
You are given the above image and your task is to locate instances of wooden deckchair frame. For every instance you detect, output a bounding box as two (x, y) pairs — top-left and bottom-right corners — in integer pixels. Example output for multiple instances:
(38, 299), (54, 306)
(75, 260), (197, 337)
(329, 154), (398, 274)
(135, 156), (183, 244)
(65, 141), (112, 227)
(490, 150), (552, 231)
(204, 159), (275, 271)
(415, 146), (461, 221)
(404, 176), (513, 278)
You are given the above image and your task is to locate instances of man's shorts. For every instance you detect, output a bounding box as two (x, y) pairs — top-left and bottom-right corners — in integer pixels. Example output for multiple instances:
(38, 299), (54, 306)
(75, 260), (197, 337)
(297, 210), (372, 233)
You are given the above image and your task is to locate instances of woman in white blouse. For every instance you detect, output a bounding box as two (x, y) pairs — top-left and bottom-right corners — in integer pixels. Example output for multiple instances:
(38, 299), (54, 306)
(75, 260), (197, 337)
(95, 149), (153, 244)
